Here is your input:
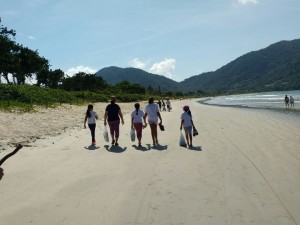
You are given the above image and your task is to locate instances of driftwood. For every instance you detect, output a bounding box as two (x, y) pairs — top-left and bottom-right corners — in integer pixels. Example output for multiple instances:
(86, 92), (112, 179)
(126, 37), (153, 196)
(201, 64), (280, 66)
(0, 144), (23, 166)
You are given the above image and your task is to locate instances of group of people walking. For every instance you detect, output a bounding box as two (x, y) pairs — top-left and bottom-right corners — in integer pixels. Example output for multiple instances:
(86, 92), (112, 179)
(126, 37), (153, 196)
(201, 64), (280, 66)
(83, 96), (196, 148)
(284, 95), (295, 108)
(157, 99), (172, 112)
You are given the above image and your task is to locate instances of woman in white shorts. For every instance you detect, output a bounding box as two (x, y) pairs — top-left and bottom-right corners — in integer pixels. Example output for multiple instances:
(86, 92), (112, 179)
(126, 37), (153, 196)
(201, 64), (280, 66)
(144, 97), (162, 146)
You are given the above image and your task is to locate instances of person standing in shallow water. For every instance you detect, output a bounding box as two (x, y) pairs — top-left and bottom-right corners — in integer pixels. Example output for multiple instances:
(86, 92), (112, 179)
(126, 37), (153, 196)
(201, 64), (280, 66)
(144, 97), (162, 146)
(131, 103), (147, 147)
(84, 104), (98, 146)
(284, 95), (290, 108)
(290, 96), (295, 107)
(104, 96), (124, 146)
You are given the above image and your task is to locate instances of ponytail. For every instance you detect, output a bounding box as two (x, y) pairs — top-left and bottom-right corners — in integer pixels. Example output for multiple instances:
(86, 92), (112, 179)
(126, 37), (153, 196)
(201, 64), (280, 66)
(86, 104), (93, 118)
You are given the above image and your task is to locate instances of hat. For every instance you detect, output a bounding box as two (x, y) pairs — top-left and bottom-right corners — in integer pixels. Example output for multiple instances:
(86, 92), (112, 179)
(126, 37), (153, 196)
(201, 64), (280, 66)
(183, 105), (189, 111)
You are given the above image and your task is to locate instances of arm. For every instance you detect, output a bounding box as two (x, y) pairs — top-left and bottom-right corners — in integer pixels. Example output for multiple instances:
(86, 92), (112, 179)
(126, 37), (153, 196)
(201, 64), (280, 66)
(191, 120), (196, 129)
(84, 115), (88, 129)
(118, 109), (124, 125)
(180, 119), (184, 130)
(131, 116), (134, 129)
(104, 111), (108, 126)
(157, 112), (162, 124)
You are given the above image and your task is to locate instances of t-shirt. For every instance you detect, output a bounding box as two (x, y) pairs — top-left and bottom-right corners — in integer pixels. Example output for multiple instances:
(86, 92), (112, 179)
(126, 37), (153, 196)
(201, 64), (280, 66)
(105, 103), (120, 122)
(145, 103), (159, 121)
(87, 110), (98, 124)
(131, 109), (145, 123)
(180, 111), (193, 127)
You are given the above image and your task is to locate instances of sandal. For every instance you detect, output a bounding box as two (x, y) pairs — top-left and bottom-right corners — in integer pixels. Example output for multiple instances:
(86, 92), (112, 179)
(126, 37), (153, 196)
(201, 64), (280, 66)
(111, 140), (115, 145)
(115, 142), (119, 146)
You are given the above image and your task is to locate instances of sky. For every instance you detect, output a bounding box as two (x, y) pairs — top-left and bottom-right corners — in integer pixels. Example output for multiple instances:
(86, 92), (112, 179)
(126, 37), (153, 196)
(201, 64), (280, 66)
(1, 0), (300, 82)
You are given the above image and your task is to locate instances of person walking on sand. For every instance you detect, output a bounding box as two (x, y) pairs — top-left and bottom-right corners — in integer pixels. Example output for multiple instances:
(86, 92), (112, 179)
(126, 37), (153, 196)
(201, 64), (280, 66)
(84, 104), (98, 146)
(104, 96), (124, 146)
(290, 96), (295, 107)
(144, 97), (162, 146)
(131, 103), (147, 147)
(162, 100), (166, 111)
(284, 95), (290, 108)
(157, 100), (162, 111)
(166, 98), (171, 111)
(180, 105), (196, 148)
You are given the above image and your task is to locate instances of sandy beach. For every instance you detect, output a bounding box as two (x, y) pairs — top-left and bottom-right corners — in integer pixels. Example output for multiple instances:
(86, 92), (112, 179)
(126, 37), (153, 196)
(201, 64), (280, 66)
(1, 99), (300, 225)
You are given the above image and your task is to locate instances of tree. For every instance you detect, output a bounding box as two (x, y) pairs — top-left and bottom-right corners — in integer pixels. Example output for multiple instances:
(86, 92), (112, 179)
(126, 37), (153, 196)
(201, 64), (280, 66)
(115, 80), (146, 94)
(0, 18), (16, 84)
(61, 72), (107, 91)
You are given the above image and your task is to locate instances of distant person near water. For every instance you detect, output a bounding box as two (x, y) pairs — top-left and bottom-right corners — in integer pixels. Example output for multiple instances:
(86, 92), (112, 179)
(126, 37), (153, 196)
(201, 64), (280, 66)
(284, 95), (290, 108)
(104, 96), (124, 146)
(84, 104), (99, 146)
(131, 103), (147, 147)
(290, 96), (295, 107)
(180, 105), (196, 148)
(144, 97), (163, 146)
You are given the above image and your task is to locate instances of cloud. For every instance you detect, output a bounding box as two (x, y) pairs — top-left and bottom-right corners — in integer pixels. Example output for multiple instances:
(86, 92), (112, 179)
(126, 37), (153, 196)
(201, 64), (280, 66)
(129, 58), (146, 69)
(149, 58), (176, 79)
(65, 66), (97, 76)
(235, 0), (258, 5)
(27, 35), (36, 40)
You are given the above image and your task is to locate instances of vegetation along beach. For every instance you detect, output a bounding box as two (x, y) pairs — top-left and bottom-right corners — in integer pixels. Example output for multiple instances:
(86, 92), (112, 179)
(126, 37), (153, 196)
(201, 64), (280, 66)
(1, 4), (300, 225)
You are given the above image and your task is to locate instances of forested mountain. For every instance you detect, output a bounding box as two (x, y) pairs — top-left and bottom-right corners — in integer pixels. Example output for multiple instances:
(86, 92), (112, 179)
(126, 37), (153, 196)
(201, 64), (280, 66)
(180, 39), (300, 93)
(96, 66), (180, 92)
(97, 39), (300, 94)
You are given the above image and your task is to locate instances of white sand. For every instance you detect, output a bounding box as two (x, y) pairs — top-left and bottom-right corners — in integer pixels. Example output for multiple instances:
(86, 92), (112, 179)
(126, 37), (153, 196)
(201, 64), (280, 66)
(1, 99), (300, 225)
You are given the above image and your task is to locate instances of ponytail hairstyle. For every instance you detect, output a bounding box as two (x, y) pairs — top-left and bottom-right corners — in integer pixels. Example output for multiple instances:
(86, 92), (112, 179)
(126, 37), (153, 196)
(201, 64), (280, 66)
(183, 105), (192, 117)
(134, 103), (140, 115)
(86, 104), (93, 118)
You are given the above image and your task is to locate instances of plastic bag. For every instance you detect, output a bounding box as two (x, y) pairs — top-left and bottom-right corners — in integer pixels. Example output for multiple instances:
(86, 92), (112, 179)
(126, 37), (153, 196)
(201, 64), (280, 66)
(193, 128), (199, 137)
(130, 128), (135, 142)
(179, 132), (186, 146)
(103, 126), (109, 142)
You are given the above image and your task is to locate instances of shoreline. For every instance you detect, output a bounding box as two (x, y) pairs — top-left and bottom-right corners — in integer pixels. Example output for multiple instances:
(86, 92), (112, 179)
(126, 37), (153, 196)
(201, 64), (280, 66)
(198, 98), (300, 118)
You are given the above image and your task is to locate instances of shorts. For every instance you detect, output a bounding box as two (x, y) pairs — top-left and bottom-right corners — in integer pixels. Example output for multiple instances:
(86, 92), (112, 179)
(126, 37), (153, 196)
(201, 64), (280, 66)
(184, 126), (192, 135)
(148, 119), (158, 125)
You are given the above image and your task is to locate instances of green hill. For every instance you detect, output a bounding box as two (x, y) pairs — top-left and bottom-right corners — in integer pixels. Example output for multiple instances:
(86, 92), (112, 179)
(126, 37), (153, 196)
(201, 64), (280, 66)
(180, 39), (300, 93)
(95, 39), (300, 94)
(96, 66), (180, 92)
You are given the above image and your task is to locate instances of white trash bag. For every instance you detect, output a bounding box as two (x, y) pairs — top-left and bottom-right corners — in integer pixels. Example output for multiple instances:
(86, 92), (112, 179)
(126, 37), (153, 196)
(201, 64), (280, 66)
(130, 128), (136, 142)
(179, 132), (186, 146)
(103, 126), (109, 142)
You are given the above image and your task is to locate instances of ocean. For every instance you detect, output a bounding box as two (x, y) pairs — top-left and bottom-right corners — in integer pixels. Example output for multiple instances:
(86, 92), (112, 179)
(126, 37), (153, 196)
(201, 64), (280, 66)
(200, 90), (300, 113)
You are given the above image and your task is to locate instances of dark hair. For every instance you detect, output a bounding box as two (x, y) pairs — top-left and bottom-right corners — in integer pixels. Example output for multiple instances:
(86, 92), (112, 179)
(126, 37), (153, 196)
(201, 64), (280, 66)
(111, 95), (116, 104)
(134, 103), (140, 115)
(148, 97), (154, 104)
(187, 109), (192, 117)
(86, 104), (93, 118)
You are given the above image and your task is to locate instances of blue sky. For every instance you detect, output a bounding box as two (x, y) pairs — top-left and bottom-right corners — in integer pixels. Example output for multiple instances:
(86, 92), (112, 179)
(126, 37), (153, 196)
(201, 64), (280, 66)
(1, 0), (300, 82)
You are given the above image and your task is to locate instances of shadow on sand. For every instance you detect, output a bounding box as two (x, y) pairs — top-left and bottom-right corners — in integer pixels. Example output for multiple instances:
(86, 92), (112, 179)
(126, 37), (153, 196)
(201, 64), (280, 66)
(180, 146), (202, 152)
(132, 144), (168, 151)
(104, 144), (127, 153)
(84, 145), (100, 150)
